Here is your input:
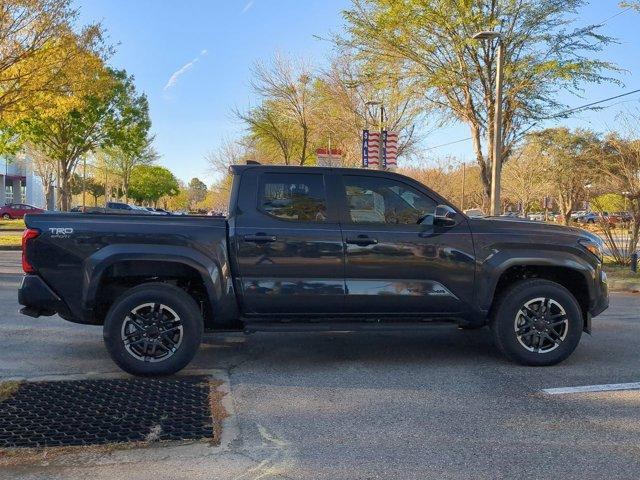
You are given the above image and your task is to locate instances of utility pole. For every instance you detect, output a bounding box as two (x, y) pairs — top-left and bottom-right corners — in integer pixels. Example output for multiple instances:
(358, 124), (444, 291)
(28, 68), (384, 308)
(461, 163), (466, 210)
(472, 30), (505, 216)
(365, 101), (385, 170)
(379, 104), (385, 171)
(82, 157), (87, 211)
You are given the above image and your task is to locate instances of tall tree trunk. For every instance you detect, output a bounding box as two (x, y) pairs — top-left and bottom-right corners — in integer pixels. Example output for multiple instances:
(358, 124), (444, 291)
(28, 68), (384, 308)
(469, 123), (491, 204)
(300, 124), (308, 166)
(42, 178), (54, 211)
(57, 174), (71, 211)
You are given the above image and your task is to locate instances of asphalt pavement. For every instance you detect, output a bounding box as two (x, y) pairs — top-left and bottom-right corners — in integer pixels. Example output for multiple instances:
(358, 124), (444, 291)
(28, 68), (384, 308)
(1, 253), (640, 479)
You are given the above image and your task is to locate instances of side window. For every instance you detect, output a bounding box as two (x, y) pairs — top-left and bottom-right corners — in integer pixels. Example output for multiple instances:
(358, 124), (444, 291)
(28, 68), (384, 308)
(343, 176), (437, 225)
(259, 173), (328, 222)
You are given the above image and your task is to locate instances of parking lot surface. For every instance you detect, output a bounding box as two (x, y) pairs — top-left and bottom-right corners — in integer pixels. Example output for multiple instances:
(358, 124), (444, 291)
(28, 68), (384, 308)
(1, 259), (640, 479)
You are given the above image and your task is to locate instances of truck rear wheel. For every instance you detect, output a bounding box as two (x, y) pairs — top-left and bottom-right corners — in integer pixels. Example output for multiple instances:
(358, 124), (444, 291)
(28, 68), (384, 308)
(491, 279), (583, 366)
(103, 283), (203, 376)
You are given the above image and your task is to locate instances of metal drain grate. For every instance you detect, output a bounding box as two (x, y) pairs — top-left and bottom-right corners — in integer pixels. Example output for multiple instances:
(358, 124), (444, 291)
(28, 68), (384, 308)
(0, 376), (213, 448)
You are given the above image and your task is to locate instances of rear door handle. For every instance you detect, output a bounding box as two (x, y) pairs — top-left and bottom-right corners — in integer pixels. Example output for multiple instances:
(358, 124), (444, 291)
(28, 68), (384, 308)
(243, 233), (277, 243)
(345, 235), (378, 246)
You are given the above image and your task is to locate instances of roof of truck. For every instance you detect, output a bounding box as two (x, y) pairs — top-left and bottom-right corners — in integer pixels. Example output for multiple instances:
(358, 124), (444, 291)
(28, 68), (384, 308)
(229, 163), (400, 176)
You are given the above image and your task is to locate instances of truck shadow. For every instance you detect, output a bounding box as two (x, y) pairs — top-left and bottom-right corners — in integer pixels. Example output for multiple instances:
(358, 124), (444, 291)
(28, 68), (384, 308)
(197, 326), (505, 370)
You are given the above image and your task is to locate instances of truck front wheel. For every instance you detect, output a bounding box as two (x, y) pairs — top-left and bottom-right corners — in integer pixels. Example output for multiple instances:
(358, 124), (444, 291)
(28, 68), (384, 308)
(491, 279), (583, 366)
(103, 283), (203, 376)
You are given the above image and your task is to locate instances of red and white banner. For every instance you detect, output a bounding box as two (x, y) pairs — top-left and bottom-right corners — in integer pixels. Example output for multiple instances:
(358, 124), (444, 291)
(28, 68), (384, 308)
(316, 148), (343, 167)
(384, 131), (398, 168)
(367, 131), (380, 167)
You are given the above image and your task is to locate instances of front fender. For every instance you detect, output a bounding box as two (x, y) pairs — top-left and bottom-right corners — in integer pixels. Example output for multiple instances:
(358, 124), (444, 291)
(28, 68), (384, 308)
(477, 247), (597, 313)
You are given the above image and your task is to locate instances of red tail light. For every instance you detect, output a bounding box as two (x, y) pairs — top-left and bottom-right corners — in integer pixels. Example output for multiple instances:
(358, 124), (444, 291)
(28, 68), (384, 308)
(22, 228), (40, 274)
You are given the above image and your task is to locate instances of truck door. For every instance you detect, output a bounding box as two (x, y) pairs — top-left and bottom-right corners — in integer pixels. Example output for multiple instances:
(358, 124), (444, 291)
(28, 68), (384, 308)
(230, 168), (345, 317)
(337, 173), (476, 315)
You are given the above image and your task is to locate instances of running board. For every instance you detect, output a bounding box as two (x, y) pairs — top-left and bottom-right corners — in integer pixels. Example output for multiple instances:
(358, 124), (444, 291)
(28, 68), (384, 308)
(243, 321), (456, 334)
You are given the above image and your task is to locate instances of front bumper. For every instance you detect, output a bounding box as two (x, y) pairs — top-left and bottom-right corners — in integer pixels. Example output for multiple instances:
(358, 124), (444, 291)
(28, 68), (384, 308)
(590, 269), (609, 317)
(18, 274), (72, 319)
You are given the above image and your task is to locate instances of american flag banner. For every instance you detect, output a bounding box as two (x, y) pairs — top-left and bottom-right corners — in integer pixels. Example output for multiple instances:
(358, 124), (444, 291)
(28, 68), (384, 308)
(366, 131), (380, 167)
(383, 131), (398, 168)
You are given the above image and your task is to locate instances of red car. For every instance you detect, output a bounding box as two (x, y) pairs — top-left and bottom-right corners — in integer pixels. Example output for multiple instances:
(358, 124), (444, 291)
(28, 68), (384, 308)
(0, 203), (44, 220)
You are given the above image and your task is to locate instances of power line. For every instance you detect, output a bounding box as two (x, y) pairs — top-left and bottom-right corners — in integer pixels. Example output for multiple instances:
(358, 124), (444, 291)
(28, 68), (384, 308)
(423, 88), (640, 151)
(424, 137), (473, 151)
(549, 88), (640, 118)
(597, 6), (634, 25)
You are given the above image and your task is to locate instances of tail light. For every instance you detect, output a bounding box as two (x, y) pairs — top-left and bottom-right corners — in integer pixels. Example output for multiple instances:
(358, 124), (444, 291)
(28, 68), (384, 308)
(22, 228), (40, 274)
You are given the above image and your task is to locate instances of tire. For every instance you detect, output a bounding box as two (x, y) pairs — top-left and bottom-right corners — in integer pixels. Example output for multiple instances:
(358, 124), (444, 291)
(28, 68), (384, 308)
(2, 213), (11, 220)
(103, 282), (203, 376)
(490, 279), (583, 366)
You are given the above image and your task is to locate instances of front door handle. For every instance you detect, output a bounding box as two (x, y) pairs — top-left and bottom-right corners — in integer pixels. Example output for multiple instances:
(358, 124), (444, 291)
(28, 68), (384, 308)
(345, 235), (378, 246)
(243, 233), (277, 243)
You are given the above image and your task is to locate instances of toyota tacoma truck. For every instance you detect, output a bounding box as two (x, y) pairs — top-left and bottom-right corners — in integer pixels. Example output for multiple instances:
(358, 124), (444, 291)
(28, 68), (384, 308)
(18, 165), (609, 375)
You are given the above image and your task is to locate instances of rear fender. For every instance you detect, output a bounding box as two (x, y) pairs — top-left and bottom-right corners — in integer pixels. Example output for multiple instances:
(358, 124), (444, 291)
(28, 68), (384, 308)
(82, 244), (237, 323)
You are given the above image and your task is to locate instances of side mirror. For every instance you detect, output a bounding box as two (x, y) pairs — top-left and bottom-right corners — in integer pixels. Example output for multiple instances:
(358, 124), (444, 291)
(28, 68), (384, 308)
(434, 205), (458, 227)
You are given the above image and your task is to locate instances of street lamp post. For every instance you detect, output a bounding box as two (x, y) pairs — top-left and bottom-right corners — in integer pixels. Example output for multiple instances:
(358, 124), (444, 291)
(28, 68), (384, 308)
(365, 100), (384, 170)
(472, 30), (504, 216)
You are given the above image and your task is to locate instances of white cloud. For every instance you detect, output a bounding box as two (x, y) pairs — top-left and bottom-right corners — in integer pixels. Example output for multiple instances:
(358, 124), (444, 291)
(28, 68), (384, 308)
(241, 1), (254, 14)
(163, 50), (208, 91)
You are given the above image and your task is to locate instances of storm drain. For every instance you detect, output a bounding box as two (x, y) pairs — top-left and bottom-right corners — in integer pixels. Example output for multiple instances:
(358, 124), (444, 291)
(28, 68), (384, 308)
(0, 376), (214, 448)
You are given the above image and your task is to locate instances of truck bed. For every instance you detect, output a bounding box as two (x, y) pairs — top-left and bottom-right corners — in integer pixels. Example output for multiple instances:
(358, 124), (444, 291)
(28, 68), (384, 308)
(23, 212), (231, 324)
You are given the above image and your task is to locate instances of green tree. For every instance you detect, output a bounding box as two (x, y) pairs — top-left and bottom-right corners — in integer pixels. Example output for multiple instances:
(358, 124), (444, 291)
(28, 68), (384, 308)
(106, 142), (157, 203)
(592, 193), (626, 213)
(339, 0), (619, 199)
(85, 176), (106, 206)
(235, 55), (324, 166)
(17, 67), (151, 210)
(0, 0), (106, 125)
(526, 128), (600, 225)
(128, 165), (179, 206)
(187, 177), (208, 210)
(502, 144), (552, 216)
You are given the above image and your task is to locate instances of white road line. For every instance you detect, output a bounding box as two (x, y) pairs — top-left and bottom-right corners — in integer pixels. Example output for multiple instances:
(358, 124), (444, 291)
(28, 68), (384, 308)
(542, 382), (640, 395)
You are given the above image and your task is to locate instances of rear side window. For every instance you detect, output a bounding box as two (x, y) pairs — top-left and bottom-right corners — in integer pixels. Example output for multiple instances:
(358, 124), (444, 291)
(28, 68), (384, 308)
(259, 173), (327, 222)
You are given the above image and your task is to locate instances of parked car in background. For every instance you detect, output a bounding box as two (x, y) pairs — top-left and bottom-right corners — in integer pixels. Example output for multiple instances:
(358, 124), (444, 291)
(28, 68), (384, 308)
(463, 208), (485, 218)
(605, 211), (632, 226)
(0, 203), (44, 219)
(570, 210), (588, 222)
(577, 212), (606, 224)
(147, 207), (170, 215)
(105, 202), (151, 215)
(500, 211), (524, 219)
(138, 206), (163, 215)
(527, 212), (545, 221)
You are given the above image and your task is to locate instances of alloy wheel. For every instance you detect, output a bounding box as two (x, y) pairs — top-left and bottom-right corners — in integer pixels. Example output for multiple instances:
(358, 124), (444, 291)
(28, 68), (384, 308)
(120, 302), (184, 362)
(514, 297), (569, 353)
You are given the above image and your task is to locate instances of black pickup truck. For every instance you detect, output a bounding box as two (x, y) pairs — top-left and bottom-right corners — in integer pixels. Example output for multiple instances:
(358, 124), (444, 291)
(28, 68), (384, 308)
(19, 165), (609, 375)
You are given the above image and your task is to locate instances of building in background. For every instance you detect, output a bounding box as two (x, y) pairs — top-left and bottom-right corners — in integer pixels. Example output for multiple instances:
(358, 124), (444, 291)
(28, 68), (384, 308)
(0, 157), (46, 209)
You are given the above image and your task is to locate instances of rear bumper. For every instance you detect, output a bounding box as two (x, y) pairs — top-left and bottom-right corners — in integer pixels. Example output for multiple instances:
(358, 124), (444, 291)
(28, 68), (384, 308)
(18, 274), (72, 319)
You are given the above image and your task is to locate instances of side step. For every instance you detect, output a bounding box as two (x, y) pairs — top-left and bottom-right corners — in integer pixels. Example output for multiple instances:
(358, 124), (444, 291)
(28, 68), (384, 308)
(243, 321), (456, 334)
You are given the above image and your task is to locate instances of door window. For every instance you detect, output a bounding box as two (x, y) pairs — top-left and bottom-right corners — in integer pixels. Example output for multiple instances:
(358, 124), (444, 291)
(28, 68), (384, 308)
(259, 173), (328, 222)
(343, 176), (437, 225)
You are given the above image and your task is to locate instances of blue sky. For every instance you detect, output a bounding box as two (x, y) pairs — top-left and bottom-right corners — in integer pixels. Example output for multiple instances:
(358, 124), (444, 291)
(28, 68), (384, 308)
(77, 1), (640, 182)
